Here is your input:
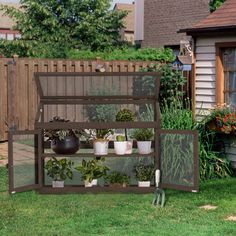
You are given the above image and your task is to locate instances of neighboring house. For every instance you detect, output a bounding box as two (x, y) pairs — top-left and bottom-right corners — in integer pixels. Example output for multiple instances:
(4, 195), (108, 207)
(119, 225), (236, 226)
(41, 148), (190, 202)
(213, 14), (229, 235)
(0, 3), (21, 40)
(136, 0), (209, 50)
(113, 3), (135, 44)
(180, 0), (236, 168)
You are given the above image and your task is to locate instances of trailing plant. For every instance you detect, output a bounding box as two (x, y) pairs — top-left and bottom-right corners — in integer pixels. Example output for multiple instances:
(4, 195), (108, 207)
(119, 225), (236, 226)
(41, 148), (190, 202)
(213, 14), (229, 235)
(44, 116), (83, 141)
(44, 157), (74, 181)
(132, 129), (153, 141)
(206, 105), (236, 134)
(75, 158), (109, 183)
(116, 108), (135, 141)
(105, 171), (130, 185)
(134, 161), (155, 181)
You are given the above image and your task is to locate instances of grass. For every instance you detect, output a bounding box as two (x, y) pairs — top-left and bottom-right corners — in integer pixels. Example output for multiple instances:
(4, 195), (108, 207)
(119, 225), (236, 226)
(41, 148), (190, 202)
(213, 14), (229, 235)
(0, 167), (235, 236)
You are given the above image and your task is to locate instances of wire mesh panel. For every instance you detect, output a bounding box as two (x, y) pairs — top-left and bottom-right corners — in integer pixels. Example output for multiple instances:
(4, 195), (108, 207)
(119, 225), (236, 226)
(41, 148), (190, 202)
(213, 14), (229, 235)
(43, 155), (154, 187)
(159, 130), (199, 192)
(35, 73), (159, 98)
(8, 131), (40, 193)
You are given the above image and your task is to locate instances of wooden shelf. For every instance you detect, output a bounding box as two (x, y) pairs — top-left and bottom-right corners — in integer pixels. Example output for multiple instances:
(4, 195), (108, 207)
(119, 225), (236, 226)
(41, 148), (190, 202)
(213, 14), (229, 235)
(38, 186), (156, 194)
(41, 152), (156, 158)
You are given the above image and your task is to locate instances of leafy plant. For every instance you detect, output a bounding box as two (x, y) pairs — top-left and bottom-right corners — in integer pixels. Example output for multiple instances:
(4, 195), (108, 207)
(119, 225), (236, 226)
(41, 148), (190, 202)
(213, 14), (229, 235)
(75, 158), (109, 183)
(116, 108), (135, 141)
(105, 171), (130, 185)
(140, 63), (187, 105)
(44, 116), (83, 141)
(132, 129), (153, 141)
(134, 161), (155, 181)
(44, 157), (74, 181)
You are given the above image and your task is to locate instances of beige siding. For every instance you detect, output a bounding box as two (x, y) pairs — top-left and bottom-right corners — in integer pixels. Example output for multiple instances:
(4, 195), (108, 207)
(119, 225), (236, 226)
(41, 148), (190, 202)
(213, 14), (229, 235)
(195, 36), (236, 115)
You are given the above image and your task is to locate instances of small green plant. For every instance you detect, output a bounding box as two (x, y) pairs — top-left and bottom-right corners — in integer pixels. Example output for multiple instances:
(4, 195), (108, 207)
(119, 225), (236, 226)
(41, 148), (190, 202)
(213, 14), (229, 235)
(134, 161), (155, 181)
(44, 157), (74, 181)
(116, 135), (126, 141)
(105, 171), (130, 186)
(75, 158), (109, 183)
(116, 109), (135, 141)
(132, 129), (153, 141)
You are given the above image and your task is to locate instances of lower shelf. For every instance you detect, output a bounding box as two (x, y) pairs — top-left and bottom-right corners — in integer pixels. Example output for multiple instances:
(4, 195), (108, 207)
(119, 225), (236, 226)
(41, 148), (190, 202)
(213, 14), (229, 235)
(38, 186), (155, 194)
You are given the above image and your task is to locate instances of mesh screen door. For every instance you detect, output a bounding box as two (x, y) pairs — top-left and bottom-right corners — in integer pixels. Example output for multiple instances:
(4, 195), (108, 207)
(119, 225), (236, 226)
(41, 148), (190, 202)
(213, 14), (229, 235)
(159, 130), (199, 192)
(8, 130), (41, 193)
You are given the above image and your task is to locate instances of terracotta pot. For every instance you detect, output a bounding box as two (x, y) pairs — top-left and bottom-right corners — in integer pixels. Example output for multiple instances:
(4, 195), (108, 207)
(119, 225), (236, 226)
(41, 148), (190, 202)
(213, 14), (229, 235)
(51, 135), (79, 154)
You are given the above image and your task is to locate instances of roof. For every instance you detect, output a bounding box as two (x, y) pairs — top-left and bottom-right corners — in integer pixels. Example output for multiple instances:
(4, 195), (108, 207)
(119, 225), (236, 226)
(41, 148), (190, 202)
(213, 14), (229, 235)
(181, 0), (236, 35)
(142, 0), (210, 48)
(0, 3), (20, 29)
(113, 3), (134, 32)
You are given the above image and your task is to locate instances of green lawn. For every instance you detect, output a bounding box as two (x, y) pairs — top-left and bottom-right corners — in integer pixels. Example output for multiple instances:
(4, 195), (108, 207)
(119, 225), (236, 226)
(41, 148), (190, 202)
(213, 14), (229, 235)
(0, 167), (235, 236)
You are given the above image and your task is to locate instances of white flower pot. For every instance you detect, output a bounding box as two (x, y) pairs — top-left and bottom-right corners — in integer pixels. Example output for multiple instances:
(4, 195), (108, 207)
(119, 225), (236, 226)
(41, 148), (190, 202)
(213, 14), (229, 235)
(114, 141), (127, 155)
(137, 141), (152, 154)
(93, 140), (109, 155)
(91, 179), (98, 186)
(52, 180), (64, 188)
(84, 179), (97, 187)
(125, 140), (133, 154)
(84, 180), (93, 188)
(138, 181), (151, 187)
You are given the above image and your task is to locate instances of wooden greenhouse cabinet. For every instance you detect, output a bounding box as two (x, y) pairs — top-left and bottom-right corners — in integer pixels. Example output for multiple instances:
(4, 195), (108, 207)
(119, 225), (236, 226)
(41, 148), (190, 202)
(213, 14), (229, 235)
(8, 72), (199, 194)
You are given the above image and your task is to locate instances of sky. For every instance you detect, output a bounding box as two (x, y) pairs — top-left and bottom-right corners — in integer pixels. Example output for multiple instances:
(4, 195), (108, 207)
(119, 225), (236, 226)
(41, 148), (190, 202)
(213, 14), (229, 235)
(1, 0), (134, 7)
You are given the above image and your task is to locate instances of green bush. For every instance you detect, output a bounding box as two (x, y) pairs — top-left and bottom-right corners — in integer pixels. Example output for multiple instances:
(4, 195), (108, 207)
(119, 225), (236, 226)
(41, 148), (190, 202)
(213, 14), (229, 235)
(67, 47), (175, 62)
(160, 98), (232, 180)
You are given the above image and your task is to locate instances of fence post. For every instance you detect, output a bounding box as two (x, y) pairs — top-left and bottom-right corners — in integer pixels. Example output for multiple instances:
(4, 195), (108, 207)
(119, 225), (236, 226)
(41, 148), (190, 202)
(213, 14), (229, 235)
(7, 56), (18, 131)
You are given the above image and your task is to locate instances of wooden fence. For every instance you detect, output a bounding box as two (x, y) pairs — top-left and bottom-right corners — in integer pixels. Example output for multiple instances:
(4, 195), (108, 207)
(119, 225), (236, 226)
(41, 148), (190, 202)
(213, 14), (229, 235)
(0, 58), (192, 141)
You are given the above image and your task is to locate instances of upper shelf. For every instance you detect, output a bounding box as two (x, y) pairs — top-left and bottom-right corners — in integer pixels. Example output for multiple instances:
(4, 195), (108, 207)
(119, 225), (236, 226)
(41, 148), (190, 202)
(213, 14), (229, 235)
(34, 72), (160, 101)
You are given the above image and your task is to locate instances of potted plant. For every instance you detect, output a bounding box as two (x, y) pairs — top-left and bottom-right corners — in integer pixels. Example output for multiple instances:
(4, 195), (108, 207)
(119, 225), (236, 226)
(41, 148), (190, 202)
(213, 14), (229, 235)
(44, 116), (83, 154)
(44, 157), (74, 188)
(132, 129), (154, 154)
(134, 161), (155, 187)
(85, 129), (113, 155)
(105, 171), (130, 187)
(114, 135), (127, 155)
(115, 109), (135, 154)
(75, 158), (109, 187)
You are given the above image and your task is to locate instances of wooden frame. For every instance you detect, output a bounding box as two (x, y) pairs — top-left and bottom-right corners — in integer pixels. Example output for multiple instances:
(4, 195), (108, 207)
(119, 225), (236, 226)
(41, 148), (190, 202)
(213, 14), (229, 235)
(8, 72), (199, 194)
(215, 42), (236, 105)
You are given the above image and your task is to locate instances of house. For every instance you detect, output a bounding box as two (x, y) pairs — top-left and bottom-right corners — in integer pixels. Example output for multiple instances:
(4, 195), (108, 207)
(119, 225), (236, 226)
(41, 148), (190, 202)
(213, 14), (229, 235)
(180, 0), (236, 169)
(0, 3), (21, 40)
(135, 0), (209, 51)
(113, 2), (135, 44)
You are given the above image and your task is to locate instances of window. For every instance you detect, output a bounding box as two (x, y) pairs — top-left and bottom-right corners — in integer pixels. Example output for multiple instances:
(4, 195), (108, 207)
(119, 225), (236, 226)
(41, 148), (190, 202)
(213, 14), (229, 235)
(216, 42), (236, 106)
(223, 48), (236, 106)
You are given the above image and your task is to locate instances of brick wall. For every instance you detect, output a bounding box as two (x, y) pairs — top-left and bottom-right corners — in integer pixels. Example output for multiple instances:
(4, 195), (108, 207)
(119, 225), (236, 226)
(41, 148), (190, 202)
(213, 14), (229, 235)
(142, 0), (209, 48)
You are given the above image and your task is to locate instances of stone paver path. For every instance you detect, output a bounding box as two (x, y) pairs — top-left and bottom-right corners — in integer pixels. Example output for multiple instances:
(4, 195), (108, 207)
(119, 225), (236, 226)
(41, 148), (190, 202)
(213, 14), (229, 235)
(0, 142), (8, 167)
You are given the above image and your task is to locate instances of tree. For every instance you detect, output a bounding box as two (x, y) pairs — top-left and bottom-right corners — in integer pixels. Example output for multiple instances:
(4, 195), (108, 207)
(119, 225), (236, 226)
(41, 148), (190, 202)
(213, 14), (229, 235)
(0, 0), (127, 57)
(209, 0), (225, 12)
